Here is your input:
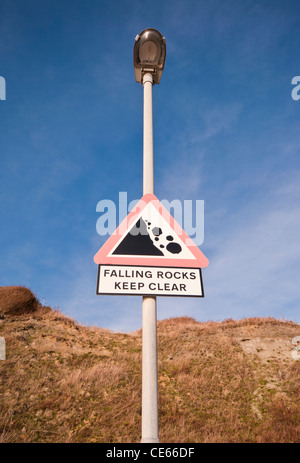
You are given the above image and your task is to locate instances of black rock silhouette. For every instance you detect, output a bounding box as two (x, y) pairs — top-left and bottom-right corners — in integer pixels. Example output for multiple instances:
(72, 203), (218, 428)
(152, 227), (162, 236)
(112, 218), (164, 256)
(166, 242), (182, 254)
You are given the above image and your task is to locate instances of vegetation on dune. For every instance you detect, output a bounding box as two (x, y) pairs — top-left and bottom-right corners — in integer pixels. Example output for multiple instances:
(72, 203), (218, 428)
(0, 286), (299, 443)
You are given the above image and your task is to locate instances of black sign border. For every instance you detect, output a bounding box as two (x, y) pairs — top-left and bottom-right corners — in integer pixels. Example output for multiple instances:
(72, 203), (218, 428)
(96, 264), (204, 298)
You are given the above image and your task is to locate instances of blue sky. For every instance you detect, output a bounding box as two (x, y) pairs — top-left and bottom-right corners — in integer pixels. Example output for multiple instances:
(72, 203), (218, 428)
(1, 0), (299, 331)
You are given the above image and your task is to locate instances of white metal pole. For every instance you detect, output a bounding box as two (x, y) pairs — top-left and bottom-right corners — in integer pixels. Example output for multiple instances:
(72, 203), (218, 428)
(143, 72), (154, 195)
(141, 72), (159, 444)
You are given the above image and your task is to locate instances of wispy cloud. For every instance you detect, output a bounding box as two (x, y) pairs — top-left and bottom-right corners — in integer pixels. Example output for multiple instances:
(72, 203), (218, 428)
(157, 101), (242, 200)
(196, 173), (300, 322)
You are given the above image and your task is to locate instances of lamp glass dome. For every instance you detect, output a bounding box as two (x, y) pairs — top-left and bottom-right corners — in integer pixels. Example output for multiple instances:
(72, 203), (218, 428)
(139, 40), (158, 63)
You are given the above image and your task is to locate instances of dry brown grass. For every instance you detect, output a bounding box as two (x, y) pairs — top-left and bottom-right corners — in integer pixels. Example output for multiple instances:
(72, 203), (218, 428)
(0, 286), (50, 316)
(156, 317), (300, 443)
(0, 287), (299, 443)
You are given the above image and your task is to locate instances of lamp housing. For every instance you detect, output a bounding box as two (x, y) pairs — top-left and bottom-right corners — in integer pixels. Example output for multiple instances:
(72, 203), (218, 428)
(134, 28), (166, 84)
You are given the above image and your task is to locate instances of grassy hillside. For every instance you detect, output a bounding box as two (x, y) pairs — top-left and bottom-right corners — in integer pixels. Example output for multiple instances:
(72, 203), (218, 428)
(0, 286), (299, 443)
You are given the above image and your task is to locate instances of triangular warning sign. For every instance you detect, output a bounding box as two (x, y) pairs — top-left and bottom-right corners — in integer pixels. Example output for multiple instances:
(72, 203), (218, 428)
(94, 194), (209, 268)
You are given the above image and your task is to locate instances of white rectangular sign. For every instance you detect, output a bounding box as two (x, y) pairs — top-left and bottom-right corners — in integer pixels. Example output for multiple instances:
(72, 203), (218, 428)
(97, 265), (204, 297)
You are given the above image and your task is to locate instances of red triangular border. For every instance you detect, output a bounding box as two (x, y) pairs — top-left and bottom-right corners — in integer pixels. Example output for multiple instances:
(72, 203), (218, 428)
(94, 194), (209, 268)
